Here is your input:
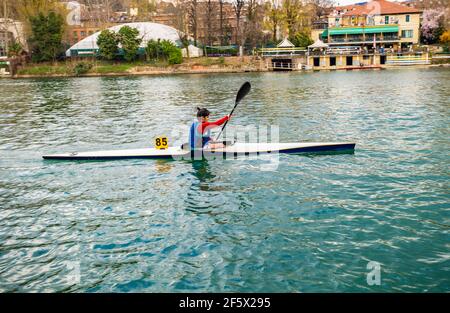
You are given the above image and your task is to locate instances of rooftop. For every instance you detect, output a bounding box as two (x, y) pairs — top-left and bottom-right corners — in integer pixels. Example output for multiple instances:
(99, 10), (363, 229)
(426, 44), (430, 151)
(334, 0), (421, 16)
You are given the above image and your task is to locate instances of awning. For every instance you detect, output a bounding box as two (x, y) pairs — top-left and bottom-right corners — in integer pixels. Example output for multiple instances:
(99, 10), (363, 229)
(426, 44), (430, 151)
(321, 29), (328, 38)
(308, 39), (329, 49)
(277, 38), (295, 48)
(325, 26), (399, 36)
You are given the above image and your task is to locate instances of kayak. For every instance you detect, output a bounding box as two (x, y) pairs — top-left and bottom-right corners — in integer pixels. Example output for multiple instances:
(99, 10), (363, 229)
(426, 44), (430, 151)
(42, 142), (355, 160)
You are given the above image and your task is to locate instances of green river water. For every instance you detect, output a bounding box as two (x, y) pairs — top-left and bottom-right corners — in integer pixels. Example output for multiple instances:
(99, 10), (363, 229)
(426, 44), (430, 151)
(0, 68), (449, 292)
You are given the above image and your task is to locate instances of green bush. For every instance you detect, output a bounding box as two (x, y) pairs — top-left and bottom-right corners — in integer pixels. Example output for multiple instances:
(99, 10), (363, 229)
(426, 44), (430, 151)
(167, 47), (182, 65)
(28, 12), (65, 62)
(73, 62), (93, 76)
(8, 41), (23, 57)
(289, 32), (313, 48)
(118, 26), (142, 62)
(97, 30), (119, 60)
(146, 39), (182, 65)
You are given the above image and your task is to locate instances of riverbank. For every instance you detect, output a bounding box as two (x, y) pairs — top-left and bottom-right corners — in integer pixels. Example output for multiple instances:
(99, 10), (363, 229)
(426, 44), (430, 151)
(6, 55), (450, 79)
(12, 57), (265, 78)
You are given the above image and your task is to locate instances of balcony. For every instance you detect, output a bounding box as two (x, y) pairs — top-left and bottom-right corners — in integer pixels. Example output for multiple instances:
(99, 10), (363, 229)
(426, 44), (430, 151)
(348, 36), (364, 42)
(325, 34), (400, 44)
(330, 37), (346, 43)
(383, 35), (399, 41)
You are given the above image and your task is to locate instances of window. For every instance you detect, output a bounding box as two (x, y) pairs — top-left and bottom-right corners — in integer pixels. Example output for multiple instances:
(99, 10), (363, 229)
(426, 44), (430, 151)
(406, 15), (410, 22)
(80, 31), (86, 37)
(385, 16), (389, 24)
(313, 57), (320, 67)
(330, 57), (336, 66)
(0, 43), (6, 57)
(346, 56), (353, 66)
(0, 31), (13, 57)
(401, 30), (413, 38)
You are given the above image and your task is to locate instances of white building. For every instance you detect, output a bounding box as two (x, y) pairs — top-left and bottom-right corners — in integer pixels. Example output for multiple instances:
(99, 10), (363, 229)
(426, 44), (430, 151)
(66, 22), (192, 57)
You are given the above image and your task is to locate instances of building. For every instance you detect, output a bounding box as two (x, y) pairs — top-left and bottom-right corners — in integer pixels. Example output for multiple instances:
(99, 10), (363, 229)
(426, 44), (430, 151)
(125, 1), (240, 46)
(65, 22), (184, 57)
(0, 18), (27, 58)
(64, 1), (113, 46)
(321, 0), (421, 51)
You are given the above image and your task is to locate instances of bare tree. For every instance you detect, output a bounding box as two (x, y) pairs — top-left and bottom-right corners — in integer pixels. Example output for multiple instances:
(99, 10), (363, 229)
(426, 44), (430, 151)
(204, 0), (216, 46)
(310, 0), (335, 20)
(218, 0), (225, 45)
(244, 0), (264, 49)
(186, 0), (198, 46)
(233, 0), (245, 46)
(173, 0), (190, 58)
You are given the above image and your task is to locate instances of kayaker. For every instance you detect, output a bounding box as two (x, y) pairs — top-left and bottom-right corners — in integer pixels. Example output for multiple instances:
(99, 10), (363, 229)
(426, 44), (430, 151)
(189, 107), (230, 150)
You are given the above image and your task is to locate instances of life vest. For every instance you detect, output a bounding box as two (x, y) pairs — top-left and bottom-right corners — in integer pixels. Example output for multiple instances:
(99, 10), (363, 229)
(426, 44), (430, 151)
(189, 121), (211, 150)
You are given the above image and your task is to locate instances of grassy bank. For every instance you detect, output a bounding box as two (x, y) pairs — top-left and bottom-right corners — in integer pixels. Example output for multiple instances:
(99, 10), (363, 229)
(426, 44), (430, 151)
(15, 57), (261, 77)
(17, 61), (158, 76)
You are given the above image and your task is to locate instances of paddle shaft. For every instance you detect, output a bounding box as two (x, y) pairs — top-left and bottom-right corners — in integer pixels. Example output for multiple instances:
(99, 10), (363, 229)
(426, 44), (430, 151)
(214, 105), (236, 141)
(215, 82), (251, 141)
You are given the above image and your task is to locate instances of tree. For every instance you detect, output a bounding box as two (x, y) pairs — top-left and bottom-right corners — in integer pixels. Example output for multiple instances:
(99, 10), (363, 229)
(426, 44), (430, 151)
(310, 0), (334, 20)
(187, 0), (199, 46)
(145, 39), (182, 65)
(204, 0), (217, 46)
(440, 30), (450, 52)
(118, 26), (142, 62)
(173, 0), (190, 58)
(14, 0), (67, 36)
(97, 29), (119, 60)
(283, 0), (305, 38)
(421, 9), (446, 44)
(290, 31), (313, 47)
(145, 39), (161, 61)
(233, 0), (245, 46)
(264, 0), (284, 43)
(160, 40), (183, 64)
(28, 11), (65, 62)
(244, 0), (265, 49)
(218, 0), (226, 45)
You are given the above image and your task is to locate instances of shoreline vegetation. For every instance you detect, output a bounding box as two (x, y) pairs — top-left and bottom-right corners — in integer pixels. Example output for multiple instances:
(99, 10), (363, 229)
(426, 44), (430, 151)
(12, 57), (266, 78)
(10, 56), (450, 79)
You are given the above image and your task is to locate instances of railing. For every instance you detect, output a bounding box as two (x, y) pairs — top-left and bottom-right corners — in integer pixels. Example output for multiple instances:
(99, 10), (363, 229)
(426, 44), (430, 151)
(266, 62), (298, 70)
(383, 36), (399, 41)
(326, 36), (399, 44)
(330, 38), (346, 43)
(386, 55), (430, 65)
(257, 47), (306, 57)
(348, 37), (364, 42)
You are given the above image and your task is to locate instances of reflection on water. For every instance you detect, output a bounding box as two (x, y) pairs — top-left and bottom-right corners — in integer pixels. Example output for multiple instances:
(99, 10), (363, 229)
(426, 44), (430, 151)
(0, 69), (449, 292)
(191, 160), (215, 185)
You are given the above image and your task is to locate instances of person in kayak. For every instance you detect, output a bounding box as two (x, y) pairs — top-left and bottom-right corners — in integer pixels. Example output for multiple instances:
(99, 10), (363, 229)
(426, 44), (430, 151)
(189, 107), (230, 150)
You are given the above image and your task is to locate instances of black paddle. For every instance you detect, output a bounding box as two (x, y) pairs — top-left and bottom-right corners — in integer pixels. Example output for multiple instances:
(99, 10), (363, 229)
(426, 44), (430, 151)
(215, 81), (251, 142)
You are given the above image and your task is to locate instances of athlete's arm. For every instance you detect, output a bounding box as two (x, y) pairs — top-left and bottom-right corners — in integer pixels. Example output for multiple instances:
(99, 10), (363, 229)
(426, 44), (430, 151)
(198, 115), (229, 134)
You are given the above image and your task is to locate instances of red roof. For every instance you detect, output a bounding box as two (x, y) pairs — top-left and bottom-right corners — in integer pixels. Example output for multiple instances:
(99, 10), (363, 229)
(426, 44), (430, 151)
(338, 0), (421, 16)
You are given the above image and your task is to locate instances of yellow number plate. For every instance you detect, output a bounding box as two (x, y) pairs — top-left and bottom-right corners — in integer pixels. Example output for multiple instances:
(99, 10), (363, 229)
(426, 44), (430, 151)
(154, 136), (168, 150)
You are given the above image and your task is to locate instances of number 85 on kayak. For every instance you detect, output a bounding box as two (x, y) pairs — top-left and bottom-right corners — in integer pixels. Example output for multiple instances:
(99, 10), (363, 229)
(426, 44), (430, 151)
(154, 136), (168, 150)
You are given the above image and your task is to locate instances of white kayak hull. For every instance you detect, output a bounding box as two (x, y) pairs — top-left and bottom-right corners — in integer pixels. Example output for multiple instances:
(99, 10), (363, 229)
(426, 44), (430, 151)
(42, 142), (355, 160)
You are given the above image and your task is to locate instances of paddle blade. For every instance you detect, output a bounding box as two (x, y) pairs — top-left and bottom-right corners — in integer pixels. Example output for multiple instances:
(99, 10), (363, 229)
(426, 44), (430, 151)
(235, 82), (251, 104)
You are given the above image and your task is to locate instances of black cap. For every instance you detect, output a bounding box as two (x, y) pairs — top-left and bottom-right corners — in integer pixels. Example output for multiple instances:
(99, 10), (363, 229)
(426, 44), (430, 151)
(197, 107), (210, 117)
